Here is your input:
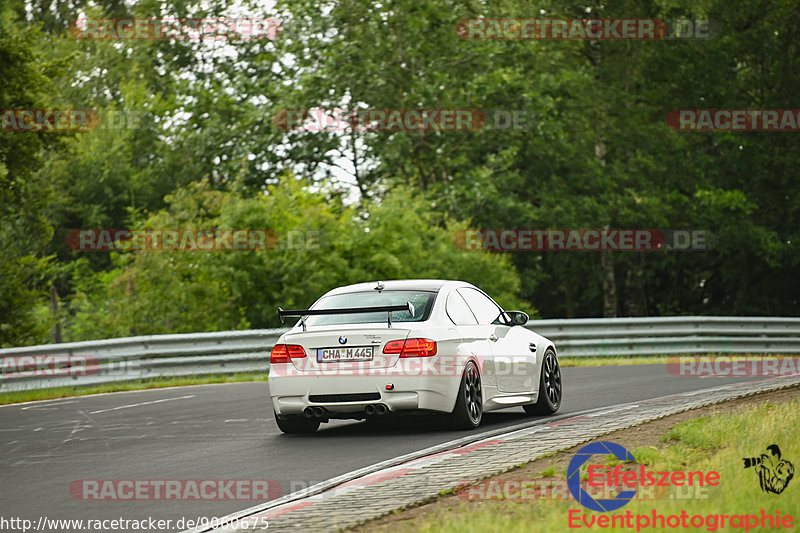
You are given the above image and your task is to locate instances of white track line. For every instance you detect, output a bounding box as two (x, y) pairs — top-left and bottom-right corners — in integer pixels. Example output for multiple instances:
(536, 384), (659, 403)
(0, 381), (263, 409)
(89, 395), (195, 414)
(20, 400), (79, 410)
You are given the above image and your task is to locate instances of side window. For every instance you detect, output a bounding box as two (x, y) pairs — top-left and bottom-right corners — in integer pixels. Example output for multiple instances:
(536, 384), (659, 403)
(458, 288), (504, 325)
(446, 291), (478, 325)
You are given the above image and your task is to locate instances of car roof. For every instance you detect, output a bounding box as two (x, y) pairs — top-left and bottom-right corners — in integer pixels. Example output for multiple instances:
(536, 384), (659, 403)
(324, 279), (470, 296)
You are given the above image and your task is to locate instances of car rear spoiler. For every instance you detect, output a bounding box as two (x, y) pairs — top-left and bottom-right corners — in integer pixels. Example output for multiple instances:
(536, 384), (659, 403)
(278, 302), (416, 331)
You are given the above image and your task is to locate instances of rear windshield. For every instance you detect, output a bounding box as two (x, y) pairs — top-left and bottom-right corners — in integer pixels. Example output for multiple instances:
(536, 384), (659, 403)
(304, 290), (437, 326)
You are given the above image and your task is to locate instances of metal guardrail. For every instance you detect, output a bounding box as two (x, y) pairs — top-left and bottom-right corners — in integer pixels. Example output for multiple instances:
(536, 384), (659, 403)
(2, 317), (799, 392)
(530, 316), (800, 357)
(0, 330), (284, 393)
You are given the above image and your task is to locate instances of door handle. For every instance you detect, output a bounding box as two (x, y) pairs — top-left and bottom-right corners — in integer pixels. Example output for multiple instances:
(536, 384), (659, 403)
(489, 334), (498, 342)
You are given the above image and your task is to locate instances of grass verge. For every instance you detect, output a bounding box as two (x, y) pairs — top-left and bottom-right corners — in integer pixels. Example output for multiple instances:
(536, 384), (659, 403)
(352, 387), (800, 533)
(559, 356), (671, 366)
(559, 354), (799, 367)
(0, 372), (269, 405)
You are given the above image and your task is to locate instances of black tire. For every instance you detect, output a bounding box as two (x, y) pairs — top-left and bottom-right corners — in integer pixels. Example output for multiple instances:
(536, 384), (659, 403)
(274, 412), (320, 434)
(449, 360), (483, 429)
(523, 348), (562, 416)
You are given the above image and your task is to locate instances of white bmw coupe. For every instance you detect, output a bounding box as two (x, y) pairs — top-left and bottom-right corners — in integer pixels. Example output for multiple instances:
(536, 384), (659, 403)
(269, 279), (561, 433)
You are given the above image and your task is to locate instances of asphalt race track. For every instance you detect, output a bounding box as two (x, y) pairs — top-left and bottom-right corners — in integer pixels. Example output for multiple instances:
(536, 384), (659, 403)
(0, 365), (764, 531)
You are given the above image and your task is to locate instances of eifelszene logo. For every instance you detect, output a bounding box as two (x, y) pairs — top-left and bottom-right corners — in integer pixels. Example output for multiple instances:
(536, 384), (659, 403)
(743, 444), (795, 495)
(568, 442), (637, 512)
(567, 441), (720, 513)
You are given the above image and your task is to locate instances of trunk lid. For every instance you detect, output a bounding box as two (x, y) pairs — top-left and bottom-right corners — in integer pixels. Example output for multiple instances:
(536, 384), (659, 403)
(283, 325), (411, 371)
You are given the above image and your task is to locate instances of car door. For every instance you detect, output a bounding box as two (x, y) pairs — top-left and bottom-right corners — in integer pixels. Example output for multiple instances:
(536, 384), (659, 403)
(458, 288), (536, 393)
(444, 290), (495, 388)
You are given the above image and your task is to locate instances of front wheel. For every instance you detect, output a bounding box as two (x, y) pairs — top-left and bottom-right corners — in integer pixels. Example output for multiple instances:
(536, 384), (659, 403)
(524, 348), (562, 416)
(449, 361), (483, 429)
(274, 412), (320, 434)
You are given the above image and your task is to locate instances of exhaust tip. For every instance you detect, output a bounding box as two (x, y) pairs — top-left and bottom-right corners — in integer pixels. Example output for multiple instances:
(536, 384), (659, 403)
(365, 404), (376, 415)
(303, 407), (314, 418)
(375, 404), (388, 415)
(313, 406), (325, 417)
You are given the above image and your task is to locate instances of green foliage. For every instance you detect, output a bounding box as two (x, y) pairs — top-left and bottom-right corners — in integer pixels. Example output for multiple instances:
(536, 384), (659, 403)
(0, 13), (64, 347)
(64, 177), (527, 339)
(270, 0), (800, 318)
(2, 0), (799, 346)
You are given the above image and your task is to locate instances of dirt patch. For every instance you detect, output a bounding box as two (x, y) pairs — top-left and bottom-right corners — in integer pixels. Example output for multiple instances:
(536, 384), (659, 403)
(347, 385), (800, 533)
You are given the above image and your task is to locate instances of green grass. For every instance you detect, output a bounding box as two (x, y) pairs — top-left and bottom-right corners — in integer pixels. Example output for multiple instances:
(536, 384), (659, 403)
(0, 372), (269, 405)
(559, 354), (793, 367)
(372, 397), (800, 533)
(559, 356), (670, 367)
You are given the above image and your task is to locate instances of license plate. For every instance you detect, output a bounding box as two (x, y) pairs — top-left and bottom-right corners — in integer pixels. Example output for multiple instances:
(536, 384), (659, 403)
(317, 346), (374, 362)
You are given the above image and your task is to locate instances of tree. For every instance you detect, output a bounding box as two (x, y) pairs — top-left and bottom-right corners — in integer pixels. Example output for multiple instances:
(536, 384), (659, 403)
(0, 13), (68, 346)
(64, 176), (528, 339)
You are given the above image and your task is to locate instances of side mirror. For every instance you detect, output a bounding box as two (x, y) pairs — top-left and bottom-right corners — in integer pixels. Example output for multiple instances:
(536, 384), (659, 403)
(506, 311), (529, 326)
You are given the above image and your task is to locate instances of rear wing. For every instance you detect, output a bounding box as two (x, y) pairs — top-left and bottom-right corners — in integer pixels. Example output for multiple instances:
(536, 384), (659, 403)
(278, 302), (416, 331)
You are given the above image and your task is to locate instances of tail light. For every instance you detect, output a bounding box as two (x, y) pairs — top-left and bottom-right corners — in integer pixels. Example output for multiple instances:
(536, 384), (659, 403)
(270, 344), (307, 363)
(383, 338), (437, 358)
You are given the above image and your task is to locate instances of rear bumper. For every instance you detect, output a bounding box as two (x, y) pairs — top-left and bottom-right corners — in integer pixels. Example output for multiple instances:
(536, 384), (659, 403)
(269, 370), (461, 417)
